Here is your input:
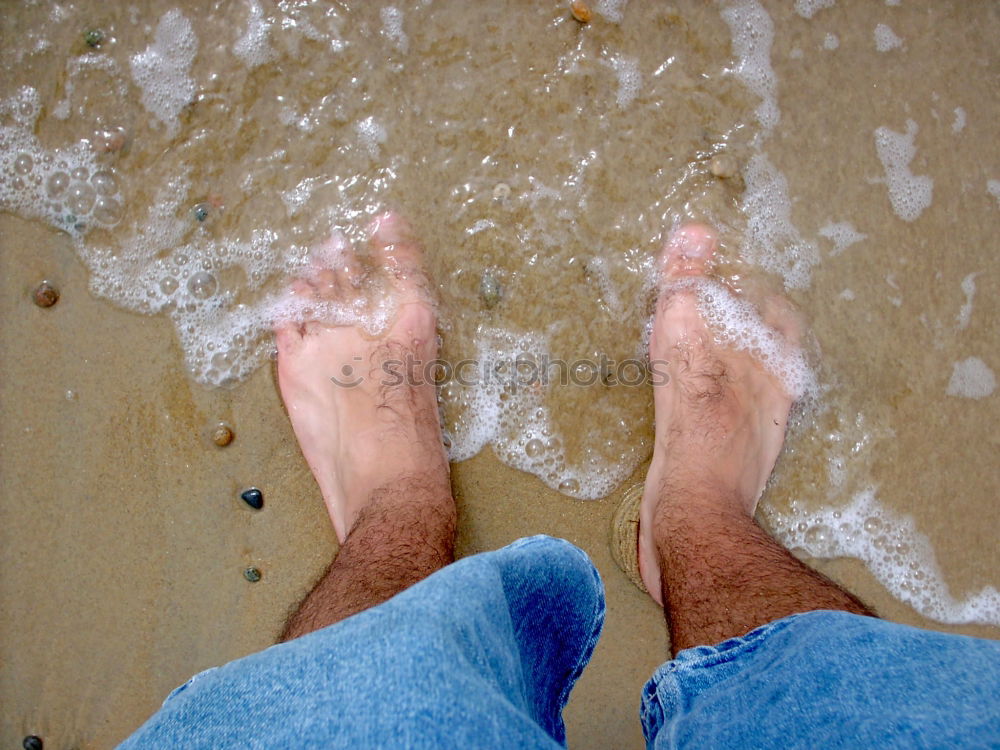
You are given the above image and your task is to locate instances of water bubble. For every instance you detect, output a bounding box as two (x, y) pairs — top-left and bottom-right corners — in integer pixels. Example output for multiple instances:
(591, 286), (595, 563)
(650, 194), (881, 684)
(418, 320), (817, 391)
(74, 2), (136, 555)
(66, 182), (96, 214)
(863, 517), (881, 533)
(71, 167), (89, 181)
(558, 478), (580, 494)
(187, 271), (218, 299)
(14, 153), (33, 175)
(46, 171), (70, 198)
(91, 171), (118, 195)
(804, 524), (833, 546)
(93, 196), (123, 224)
(525, 438), (544, 458)
(160, 277), (179, 295)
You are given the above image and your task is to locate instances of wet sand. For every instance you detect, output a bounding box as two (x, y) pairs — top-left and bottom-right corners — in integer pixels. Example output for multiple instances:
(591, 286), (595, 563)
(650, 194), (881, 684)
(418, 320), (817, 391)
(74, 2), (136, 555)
(2, 1), (999, 748)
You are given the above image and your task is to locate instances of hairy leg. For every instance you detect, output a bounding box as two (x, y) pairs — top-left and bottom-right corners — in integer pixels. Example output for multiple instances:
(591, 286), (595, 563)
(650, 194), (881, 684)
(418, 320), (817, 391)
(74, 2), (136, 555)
(276, 214), (456, 640)
(639, 224), (873, 656)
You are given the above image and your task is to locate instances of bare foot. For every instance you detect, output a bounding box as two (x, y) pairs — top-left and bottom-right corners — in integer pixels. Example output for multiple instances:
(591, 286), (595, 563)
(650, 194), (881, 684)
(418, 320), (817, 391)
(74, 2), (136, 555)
(638, 224), (799, 604)
(275, 213), (449, 543)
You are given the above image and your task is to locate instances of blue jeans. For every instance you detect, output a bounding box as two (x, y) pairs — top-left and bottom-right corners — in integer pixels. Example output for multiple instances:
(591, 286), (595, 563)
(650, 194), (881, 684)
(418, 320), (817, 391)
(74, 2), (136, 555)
(120, 536), (1000, 749)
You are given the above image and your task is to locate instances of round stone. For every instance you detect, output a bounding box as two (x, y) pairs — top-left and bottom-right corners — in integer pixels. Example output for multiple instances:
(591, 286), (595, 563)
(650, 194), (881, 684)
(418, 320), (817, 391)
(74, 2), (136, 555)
(32, 281), (59, 308)
(243, 566), (262, 583)
(193, 203), (211, 222)
(240, 487), (264, 509)
(709, 153), (738, 179)
(23, 736), (44, 750)
(570, 0), (592, 23)
(212, 423), (234, 447)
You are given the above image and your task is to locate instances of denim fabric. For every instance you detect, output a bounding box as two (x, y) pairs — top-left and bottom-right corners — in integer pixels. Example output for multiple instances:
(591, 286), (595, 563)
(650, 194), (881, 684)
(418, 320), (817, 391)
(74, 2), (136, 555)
(641, 609), (1000, 749)
(120, 536), (1000, 749)
(118, 536), (604, 749)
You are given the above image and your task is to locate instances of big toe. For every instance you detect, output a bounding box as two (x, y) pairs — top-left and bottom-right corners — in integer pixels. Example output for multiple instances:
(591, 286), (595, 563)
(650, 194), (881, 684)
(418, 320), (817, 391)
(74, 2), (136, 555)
(369, 212), (422, 270)
(660, 222), (718, 281)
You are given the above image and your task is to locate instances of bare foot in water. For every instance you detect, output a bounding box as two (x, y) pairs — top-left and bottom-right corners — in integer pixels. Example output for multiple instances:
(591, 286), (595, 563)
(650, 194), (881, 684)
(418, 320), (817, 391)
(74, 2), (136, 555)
(637, 224), (799, 604)
(275, 213), (448, 543)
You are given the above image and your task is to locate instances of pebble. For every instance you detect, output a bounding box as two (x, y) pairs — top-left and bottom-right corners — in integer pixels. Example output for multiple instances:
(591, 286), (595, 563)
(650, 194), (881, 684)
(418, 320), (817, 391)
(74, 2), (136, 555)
(32, 281), (59, 308)
(240, 487), (264, 509)
(193, 202), (211, 222)
(84, 29), (105, 48)
(23, 737), (43, 750)
(212, 423), (234, 447)
(570, 0), (592, 23)
(709, 153), (739, 179)
(479, 270), (502, 309)
(243, 566), (262, 583)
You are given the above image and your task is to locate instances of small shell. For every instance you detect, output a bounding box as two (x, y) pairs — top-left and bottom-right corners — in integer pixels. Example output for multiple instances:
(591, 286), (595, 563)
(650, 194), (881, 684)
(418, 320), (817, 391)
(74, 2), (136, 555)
(32, 281), (59, 308)
(571, 0), (592, 23)
(492, 182), (511, 201)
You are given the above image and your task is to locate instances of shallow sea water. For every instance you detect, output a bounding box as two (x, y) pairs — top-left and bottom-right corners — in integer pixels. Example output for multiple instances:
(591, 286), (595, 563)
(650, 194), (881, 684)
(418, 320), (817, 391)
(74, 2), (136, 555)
(1, 0), (998, 747)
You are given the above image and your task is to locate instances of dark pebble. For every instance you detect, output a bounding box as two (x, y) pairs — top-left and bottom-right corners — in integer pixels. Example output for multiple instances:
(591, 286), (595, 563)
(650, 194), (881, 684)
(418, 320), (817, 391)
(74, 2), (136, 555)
(23, 736), (43, 750)
(32, 281), (59, 308)
(84, 29), (104, 48)
(240, 487), (264, 510)
(193, 203), (210, 222)
(243, 566), (262, 583)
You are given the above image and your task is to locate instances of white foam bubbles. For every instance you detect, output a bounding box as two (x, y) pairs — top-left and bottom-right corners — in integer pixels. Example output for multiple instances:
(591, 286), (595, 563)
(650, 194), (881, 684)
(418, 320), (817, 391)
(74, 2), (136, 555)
(605, 54), (642, 109)
(955, 273), (976, 330)
(593, 0), (628, 23)
(129, 9), (198, 137)
(445, 326), (646, 499)
(740, 153), (821, 288)
(0, 87), (126, 237)
(822, 33), (839, 50)
(380, 7), (409, 53)
(794, 0), (836, 19)
(987, 179), (1000, 208)
(819, 221), (867, 256)
(874, 23), (903, 52)
(951, 106), (966, 134)
(874, 119), (933, 222)
(356, 116), (387, 157)
(234, 0), (276, 68)
(676, 278), (817, 401)
(765, 488), (1000, 626)
(719, 0), (779, 135)
(946, 357), (996, 400)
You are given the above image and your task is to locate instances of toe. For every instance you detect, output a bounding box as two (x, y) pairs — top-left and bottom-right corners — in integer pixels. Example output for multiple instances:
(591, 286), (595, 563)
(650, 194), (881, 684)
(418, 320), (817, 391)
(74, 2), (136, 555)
(369, 211), (424, 277)
(660, 222), (718, 281)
